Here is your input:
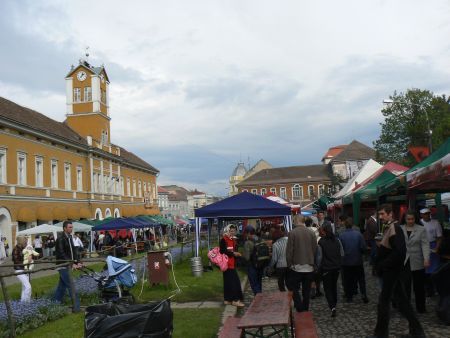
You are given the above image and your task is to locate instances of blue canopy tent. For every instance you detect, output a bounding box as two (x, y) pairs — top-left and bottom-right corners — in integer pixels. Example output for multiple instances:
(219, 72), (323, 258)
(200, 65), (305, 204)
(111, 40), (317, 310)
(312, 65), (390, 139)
(194, 192), (292, 257)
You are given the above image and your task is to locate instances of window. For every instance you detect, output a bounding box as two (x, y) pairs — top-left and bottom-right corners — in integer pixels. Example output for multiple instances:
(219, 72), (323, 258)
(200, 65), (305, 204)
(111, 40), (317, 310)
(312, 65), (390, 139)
(0, 148), (6, 184)
(101, 90), (106, 104)
(318, 184), (324, 197)
(64, 163), (71, 190)
(138, 180), (142, 197)
(270, 188), (276, 195)
(35, 156), (43, 187)
(73, 88), (81, 102)
(17, 153), (26, 185)
(308, 185), (315, 198)
(84, 87), (92, 102)
(92, 172), (97, 192)
(120, 176), (124, 195)
(51, 160), (58, 188)
(280, 187), (287, 199)
(251, 189), (257, 194)
(261, 188), (266, 195)
(103, 175), (108, 193)
(242, 189), (248, 192)
(292, 184), (303, 199)
(76, 166), (82, 191)
(143, 182), (147, 193)
(127, 177), (131, 196)
(133, 179), (137, 197)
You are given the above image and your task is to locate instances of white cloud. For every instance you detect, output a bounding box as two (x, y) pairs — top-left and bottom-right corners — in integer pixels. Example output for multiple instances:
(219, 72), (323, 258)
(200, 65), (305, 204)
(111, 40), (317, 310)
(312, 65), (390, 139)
(1, 0), (450, 196)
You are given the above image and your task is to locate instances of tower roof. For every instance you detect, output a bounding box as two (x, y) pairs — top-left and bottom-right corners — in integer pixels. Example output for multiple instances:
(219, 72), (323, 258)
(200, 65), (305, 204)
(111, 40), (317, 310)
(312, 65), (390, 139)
(232, 162), (247, 177)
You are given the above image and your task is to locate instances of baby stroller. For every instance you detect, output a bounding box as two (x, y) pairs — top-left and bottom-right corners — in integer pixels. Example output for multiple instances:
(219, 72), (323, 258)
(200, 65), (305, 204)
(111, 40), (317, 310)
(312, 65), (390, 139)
(81, 256), (138, 304)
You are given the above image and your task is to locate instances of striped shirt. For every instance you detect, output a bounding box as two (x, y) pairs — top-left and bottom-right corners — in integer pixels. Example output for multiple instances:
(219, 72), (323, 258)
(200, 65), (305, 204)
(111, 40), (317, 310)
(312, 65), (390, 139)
(270, 236), (288, 268)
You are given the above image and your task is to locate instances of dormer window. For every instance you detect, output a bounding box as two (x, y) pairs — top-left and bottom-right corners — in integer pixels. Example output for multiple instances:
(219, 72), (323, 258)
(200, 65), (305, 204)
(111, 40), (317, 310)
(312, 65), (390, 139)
(73, 88), (81, 102)
(84, 87), (92, 102)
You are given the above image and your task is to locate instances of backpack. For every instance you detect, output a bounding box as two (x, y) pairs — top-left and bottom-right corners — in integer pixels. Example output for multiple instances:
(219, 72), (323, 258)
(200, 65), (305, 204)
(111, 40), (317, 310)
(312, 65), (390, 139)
(251, 241), (270, 269)
(207, 247), (228, 272)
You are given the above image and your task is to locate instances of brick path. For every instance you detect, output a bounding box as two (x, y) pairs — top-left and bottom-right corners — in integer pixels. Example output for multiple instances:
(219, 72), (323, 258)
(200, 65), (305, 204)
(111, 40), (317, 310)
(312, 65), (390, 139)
(241, 263), (449, 338)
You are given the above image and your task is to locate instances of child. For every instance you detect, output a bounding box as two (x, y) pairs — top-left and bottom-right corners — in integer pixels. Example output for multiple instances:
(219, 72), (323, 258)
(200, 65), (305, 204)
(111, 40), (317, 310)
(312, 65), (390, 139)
(22, 244), (39, 270)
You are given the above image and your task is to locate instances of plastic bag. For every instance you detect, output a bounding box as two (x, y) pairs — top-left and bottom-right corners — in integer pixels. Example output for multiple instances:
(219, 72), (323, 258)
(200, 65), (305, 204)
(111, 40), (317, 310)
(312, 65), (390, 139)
(85, 300), (173, 337)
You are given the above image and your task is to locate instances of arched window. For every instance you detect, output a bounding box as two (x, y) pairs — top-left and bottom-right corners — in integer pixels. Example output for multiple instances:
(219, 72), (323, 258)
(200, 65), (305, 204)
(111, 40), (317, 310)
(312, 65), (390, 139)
(280, 187), (287, 199)
(308, 185), (315, 198)
(105, 208), (112, 218)
(292, 184), (303, 199)
(114, 208), (120, 218)
(270, 188), (276, 195)
(251, 189), (257, 194)
(318, 184), (324, 197)
(261, 188), (266, 195)
(94, 208), (103, 220)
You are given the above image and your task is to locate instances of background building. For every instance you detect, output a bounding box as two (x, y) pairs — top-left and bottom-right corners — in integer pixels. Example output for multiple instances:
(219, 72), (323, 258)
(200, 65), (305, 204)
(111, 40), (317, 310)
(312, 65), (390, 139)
(161, 185), (189, 219)
(237, 164), (332, 206)
(158, 186), (169, 216)
(229, 159), (272, 195)
(0, 59), (159, 246)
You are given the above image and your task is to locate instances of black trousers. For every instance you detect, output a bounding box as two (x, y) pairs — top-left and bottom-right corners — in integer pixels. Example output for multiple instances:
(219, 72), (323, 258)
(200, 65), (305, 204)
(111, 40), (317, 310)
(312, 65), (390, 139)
(276, 267), (288, 292)
(287, 270), (313, 312)
(404, 263), (426, 312)
(374, 269), (424, 338)
(223, 269), (243, 302)
(343, 265), (367, 299)
(322, 269), (340, 310)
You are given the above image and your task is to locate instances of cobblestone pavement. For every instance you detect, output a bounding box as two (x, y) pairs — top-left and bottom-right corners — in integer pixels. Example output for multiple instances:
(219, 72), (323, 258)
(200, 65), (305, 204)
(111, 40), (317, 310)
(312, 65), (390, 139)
(241, 264), (449, 338)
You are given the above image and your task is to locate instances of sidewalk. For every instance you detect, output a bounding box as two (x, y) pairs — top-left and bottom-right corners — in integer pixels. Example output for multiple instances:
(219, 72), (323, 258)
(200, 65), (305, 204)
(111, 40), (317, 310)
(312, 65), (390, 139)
(235, 263), (448, 338)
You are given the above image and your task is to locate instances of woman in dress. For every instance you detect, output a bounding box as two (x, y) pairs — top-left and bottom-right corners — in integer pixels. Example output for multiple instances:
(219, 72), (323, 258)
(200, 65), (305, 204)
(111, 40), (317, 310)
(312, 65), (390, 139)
(401, 210), (430, 313)
(12, 236), (32, 302)
(220, 224), (244, 307)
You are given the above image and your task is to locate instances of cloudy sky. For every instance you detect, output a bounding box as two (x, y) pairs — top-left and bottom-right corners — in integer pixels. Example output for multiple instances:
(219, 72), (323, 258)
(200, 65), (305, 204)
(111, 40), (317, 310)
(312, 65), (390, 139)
(1, 0), (450, 195)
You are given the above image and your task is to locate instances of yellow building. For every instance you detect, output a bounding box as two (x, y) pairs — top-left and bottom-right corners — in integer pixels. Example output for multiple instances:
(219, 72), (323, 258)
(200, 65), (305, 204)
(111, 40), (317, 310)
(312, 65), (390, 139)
(0, 59), (159, 246)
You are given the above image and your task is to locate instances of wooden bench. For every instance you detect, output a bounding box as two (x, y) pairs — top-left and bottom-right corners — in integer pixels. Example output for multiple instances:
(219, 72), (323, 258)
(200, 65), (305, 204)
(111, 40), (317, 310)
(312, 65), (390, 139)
(294, 312), (318, 338)
(218, 316), (242, 338)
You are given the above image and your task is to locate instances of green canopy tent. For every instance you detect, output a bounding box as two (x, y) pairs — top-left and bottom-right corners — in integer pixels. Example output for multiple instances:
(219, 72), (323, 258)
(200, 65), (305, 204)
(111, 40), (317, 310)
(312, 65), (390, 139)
(312, 195), (336, 210)
(344, 170), (397, 225)
(377, 137), (450, 198)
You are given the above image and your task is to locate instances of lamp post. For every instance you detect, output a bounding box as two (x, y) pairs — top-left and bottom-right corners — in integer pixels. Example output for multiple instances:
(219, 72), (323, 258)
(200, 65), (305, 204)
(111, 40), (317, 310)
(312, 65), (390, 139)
(382, 99), (433, 153)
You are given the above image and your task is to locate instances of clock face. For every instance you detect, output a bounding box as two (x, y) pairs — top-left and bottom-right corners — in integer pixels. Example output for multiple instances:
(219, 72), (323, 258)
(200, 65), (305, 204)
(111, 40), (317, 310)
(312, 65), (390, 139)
(77, 71), (87, 81)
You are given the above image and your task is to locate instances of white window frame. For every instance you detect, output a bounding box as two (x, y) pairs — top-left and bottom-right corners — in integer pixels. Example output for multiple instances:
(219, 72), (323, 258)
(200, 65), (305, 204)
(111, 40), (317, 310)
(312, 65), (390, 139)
(292, 184), (303, 199)
(17, 152), (27, 186)
(51, 160), (58, 188)
(280, 187), (287, 199)
(35, 156), (44, 187)
(76, 166), (83, 191)
(120, 176), (124, 195)
(64, 163), (71, 191)
(133, 179), (137, 197)
(143, 182), (147, 193)
(308, 185), (315, 198)
(0, 148), (7, 184)
(73, 88), (81, 102)
(270, 187), (276, 195)
(127, 177), (131, 196)
(261, 188), (266, 195)
(138, 180), (142, 197)
(251, 189), (257, 194)
(84, 86), (92, 102)
(318, 184), (324, 197)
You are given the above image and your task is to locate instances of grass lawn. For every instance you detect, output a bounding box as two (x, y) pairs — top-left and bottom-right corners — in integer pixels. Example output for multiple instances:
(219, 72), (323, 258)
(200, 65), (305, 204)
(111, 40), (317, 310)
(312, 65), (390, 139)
(18, 308), (223, 338)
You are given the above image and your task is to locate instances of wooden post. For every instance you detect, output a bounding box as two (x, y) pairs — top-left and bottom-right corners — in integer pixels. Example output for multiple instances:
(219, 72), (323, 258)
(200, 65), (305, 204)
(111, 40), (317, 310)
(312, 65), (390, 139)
(67, 266), (79, 313)
(0, 276), (16, 338)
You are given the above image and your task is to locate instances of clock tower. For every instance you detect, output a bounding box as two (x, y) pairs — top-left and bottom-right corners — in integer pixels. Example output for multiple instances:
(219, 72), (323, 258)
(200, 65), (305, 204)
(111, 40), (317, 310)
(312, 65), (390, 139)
(65, 59), (111, 146)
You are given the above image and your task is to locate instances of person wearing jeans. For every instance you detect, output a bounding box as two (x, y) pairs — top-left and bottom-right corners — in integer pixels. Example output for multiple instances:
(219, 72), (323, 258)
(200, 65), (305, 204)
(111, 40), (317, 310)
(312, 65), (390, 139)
(12, 236), (32, 302)
(53, 221), (81, 312)
(318, 223), (343, 317)
(286, 214), (318, 312)
(269, 231), (288, 292)
(243, 226), (264, 295)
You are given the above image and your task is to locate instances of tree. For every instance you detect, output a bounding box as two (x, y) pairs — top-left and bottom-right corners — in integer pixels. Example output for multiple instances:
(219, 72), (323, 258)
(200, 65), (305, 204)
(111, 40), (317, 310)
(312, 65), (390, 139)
(374, 89), (450, 166)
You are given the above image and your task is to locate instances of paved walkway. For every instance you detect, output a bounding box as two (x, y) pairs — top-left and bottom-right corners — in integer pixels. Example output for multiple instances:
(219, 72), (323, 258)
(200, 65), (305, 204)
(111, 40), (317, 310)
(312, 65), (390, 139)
(238, 263), (448, 338)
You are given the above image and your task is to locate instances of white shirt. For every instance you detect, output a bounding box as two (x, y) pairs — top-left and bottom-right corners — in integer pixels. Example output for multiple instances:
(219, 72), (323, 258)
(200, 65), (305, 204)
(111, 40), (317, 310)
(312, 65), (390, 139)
(34, 238), (42, 249)
(73, 236), (83, 248)
(420, 219), (442, 243)
(291, 264), (314, 273)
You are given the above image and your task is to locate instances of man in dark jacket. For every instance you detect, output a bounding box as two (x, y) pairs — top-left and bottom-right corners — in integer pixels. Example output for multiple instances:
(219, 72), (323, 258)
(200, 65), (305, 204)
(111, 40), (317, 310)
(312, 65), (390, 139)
(369, 204), (424, 338)
(53, 221), (81, 311)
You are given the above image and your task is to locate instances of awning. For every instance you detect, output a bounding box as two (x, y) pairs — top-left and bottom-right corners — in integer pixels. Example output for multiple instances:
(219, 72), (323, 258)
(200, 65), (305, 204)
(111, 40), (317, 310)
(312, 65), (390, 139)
(53, 221), (93, 232)
(53, 207), (67, 220)
(17, 207), (36, 222)
(407, 153), (450, 192)
(80, 207), (91, 219)
(17, 224), (61, 237)
(67, 206), (80, 220)
(37, 206), (53, 220)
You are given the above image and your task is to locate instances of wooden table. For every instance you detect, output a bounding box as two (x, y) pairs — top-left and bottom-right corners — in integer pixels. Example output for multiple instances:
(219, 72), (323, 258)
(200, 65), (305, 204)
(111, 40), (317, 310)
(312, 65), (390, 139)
(238, 291), (291, 337)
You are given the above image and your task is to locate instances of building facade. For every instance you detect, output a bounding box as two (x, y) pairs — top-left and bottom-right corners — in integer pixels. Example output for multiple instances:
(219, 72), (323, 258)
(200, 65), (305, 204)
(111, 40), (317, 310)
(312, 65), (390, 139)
(236, 165), (332, 206)
(0, 59), (159, 246)
(158, 186), (169, 216)
(229, 159), (272, 196)
(187, 190), (218, 218)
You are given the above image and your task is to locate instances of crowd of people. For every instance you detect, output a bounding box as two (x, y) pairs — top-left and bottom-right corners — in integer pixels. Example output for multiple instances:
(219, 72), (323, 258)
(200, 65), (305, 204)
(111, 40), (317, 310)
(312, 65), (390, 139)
(218, 205), (450, 338)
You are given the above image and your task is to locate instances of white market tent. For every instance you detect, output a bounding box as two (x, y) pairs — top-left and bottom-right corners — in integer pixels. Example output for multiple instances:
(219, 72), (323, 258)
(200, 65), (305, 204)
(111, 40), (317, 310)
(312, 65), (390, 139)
(53, 221), (93, 233)
(333, 159), (382, 199)
(17, 224), (62, 239)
